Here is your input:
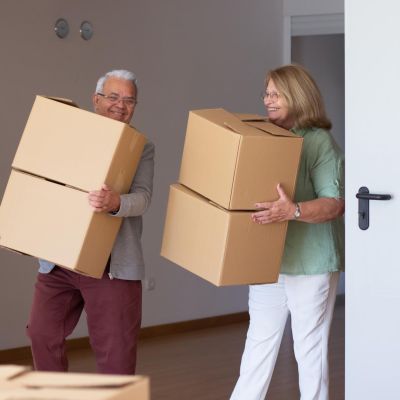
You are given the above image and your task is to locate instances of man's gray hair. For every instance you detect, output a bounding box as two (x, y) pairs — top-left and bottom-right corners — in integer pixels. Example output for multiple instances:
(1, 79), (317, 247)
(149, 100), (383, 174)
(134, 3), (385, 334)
(95, 69), (138, 94)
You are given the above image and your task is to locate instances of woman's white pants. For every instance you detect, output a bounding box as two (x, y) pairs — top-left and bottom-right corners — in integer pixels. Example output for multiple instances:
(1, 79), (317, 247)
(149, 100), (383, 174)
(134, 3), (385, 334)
(230, 272), (339, 400)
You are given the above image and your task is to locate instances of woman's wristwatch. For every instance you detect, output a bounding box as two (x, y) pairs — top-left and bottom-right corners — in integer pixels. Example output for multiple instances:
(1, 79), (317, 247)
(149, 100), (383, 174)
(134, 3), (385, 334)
(293, 202), (301, 219)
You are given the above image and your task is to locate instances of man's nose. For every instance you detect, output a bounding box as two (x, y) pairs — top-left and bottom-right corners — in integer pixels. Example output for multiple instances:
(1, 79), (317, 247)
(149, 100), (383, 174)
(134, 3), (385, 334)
(114, 98), (126, 108)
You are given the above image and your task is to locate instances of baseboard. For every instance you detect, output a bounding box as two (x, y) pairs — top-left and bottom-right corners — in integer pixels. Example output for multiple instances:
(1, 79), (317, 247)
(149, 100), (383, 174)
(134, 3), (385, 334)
(0, 311), (249, 364)
(0, 294), (345, 364)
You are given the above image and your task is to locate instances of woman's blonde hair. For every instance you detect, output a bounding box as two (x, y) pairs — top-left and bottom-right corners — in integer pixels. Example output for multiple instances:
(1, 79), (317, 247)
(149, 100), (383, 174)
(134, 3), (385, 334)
(266, 64), (331, 130)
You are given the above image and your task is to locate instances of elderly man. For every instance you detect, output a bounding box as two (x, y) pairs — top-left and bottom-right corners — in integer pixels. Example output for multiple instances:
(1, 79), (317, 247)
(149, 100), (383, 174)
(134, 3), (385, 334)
(26, 69), (155, 374)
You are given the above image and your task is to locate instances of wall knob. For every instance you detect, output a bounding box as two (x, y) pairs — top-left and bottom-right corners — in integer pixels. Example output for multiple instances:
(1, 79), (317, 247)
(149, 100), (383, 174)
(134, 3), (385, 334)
(80, 21), (94, 40)
(54, 18), (69, 39)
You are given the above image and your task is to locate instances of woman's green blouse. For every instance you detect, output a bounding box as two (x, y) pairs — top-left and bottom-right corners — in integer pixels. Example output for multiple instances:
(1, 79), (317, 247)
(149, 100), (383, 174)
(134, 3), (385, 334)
(280, 127), (345, 275)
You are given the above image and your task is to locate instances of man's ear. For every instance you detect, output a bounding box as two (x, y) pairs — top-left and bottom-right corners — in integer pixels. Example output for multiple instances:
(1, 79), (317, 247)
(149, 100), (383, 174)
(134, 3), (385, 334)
(92, 93), (99, 110)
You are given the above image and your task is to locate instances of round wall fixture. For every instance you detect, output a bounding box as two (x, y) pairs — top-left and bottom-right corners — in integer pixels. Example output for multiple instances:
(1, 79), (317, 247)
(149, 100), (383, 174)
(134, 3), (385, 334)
(54, 18), (69, 39)
(80, 21), (94, 40)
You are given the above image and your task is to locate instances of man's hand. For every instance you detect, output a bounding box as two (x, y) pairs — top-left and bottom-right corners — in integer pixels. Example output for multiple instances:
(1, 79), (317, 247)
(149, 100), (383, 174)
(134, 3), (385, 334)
(88, 184), (121, 213)
(251, 183), (295, 224)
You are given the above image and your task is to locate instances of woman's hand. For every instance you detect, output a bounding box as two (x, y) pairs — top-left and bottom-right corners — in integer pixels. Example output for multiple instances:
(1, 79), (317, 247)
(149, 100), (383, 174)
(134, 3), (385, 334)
(252, 184), (295, 224)
(251, 184), (345, 225)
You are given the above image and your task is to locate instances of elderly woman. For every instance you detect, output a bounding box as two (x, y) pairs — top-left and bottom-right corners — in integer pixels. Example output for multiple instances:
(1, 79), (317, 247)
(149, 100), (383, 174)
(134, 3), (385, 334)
(231, 64), (344, 400)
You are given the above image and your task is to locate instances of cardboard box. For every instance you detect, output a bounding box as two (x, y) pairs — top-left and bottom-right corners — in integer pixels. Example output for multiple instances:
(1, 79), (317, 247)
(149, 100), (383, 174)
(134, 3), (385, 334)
(161, 184), (287, 286)
(13, 96), (146, 193)
(0, 96), (146, 278)
(0, 365), (150, 400)
(179, 109), (303, 210)
(0, 170), (122, 278)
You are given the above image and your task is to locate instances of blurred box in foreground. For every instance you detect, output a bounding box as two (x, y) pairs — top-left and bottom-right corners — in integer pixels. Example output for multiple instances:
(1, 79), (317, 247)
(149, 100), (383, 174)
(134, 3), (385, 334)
(0, 365), (150, 400)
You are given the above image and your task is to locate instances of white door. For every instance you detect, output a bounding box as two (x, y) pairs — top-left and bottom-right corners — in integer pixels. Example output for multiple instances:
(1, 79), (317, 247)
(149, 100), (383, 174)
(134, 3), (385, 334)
(346, 1), (400, 398)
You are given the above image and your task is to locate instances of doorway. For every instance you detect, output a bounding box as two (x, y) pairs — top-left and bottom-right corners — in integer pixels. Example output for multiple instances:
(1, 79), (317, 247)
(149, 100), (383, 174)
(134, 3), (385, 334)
(291, 31), (345, 294)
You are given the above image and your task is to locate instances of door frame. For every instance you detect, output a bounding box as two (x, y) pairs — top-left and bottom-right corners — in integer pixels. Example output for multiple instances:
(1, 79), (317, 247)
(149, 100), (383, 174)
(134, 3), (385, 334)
(283, 13), (344, 63)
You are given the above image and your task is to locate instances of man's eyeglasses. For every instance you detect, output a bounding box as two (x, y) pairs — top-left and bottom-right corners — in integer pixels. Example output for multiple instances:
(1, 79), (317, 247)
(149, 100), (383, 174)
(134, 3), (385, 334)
(97, 93), (137, 107)
(261, 90), (280, 102)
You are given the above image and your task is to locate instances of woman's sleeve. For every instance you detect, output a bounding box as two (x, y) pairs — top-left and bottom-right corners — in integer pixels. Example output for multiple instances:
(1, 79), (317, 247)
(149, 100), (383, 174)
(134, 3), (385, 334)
(310, 131), (344, 199)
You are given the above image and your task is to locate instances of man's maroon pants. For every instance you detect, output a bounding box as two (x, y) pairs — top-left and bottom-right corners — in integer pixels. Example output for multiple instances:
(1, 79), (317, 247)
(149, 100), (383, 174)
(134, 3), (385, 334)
(26, 266), (142, 374)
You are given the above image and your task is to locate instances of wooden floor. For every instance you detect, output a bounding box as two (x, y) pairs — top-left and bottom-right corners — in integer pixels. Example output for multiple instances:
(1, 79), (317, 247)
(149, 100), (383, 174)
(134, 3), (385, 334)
(12, 303), (344, 400)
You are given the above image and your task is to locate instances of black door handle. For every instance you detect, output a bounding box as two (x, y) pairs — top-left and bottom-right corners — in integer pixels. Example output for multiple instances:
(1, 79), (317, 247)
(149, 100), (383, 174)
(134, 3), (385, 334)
(356, 186), (392, 230)
(356, 192), (392, 201)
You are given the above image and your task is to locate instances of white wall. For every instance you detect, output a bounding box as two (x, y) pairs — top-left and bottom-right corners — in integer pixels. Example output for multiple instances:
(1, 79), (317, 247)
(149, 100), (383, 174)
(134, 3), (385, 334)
(0, 0), (284, 350)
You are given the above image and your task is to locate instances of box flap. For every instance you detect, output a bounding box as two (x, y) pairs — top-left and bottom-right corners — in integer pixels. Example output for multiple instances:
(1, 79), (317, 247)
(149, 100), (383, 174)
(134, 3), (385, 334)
(234, 113), (267, 122)
(224, 111), (297, 138)
(14, 371), (141, 389)
(191, 108), (265, 137)
(245, 120), (299, 138)
(223, 119), (258, 137)
(0, 388), (108, 399)
(42, 95), (79, 108)
(191, 108), (246, 134)
(233, 111), (300, 138)
(192, 108), (298, 138)
(0, 365), (30, 381)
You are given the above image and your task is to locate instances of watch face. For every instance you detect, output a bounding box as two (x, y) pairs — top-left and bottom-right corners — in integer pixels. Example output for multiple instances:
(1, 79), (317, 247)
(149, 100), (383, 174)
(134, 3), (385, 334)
(294, 204), (301, 218)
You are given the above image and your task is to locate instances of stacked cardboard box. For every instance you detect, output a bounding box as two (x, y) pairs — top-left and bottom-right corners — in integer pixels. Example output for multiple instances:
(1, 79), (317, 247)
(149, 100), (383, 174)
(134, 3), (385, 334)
(0, 365), (150, 399)
(161, 108), (303, 286)
(0, 96), (146, 278)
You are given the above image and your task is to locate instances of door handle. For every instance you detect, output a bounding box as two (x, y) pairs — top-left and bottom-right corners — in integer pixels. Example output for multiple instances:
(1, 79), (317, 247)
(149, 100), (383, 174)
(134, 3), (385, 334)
(356, 186), (392, 230)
